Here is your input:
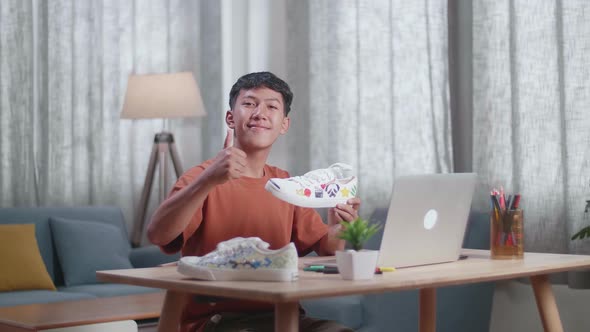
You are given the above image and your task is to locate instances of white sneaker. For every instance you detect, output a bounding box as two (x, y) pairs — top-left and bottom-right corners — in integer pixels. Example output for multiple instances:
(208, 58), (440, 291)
(177, 237), (299, 282)
(265, 163), (358, 208)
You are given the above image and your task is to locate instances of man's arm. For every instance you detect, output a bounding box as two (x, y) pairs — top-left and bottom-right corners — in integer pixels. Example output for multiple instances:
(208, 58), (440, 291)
(147, 129), (247, 247)
(315, 197), (361, 256)
(146, 172), (216, 246)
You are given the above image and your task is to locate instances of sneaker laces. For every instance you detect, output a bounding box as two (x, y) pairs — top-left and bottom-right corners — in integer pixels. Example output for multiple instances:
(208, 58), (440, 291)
(217, 237), (269, 252)
(199, 239), (269, 265)
(290, 163), (352, 187)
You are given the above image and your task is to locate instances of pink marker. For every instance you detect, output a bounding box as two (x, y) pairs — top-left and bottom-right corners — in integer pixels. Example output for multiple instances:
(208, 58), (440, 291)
(512, 194), (521, 209)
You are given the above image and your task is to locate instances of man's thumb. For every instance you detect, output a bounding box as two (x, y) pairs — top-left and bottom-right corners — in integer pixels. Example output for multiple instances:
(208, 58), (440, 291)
(224, 129), (233, 148)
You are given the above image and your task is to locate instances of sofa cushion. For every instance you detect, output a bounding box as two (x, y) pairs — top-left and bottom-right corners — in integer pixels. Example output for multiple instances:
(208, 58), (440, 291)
(50, 217), (133, 286)
(0, 211), (56, 281)
(0, 224), (56, 292)
(59, 284), (161, 297)
(129, 245), (180, 268)
(0, 290), (96, 307)
(0, 289), (95, 307)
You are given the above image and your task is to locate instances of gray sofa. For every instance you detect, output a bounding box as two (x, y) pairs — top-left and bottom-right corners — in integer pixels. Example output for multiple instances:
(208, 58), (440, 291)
(0, 206), (179, 307)
(302, 208), (495, 332)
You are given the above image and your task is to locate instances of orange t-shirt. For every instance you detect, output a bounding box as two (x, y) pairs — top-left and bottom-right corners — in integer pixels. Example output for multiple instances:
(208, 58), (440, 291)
(159, 160), (329, 332)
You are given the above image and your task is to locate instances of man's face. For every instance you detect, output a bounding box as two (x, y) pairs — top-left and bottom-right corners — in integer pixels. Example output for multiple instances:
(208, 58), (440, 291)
(226, 87), (290, 151)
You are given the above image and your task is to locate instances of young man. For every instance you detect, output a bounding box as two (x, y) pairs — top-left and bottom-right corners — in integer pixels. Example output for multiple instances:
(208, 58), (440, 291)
(147, 72), (361, 332)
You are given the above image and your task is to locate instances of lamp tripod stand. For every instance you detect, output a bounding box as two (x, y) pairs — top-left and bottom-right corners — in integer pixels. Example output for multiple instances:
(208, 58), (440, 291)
(131, 132), (183, 247)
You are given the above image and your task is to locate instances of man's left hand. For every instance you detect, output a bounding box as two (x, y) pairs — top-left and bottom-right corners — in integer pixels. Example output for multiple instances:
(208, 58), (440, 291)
(328, 197), (361, 226)
(317, 197), (361, 255)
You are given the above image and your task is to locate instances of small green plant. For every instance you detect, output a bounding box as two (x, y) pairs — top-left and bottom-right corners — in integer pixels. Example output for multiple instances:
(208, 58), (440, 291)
(337, 217), (382, 251)
(571, 199), (590, 240)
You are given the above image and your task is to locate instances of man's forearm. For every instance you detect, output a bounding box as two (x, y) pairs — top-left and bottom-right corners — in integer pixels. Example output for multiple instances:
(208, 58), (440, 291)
(146, 175), (216, 246)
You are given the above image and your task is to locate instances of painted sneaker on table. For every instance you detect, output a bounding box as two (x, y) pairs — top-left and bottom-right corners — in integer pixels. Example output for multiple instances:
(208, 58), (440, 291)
(265, 163), (357, 208)
(177, 237), (298, 282)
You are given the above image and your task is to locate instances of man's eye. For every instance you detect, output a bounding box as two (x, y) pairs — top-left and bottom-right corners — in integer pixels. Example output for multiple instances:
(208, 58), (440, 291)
(269, 105), (278, 110)
(243, 102), (254, 106)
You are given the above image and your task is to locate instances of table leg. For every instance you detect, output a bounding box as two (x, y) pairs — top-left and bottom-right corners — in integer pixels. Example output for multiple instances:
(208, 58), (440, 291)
(158, 291), (189, 332)
(419, 288), (436, 332)
(274, 302), (299, 332)
(530, 274), (564, 332)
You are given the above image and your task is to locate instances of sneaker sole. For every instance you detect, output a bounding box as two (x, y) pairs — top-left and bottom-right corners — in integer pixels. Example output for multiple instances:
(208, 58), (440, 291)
(178, 262), (298, 282)
(265, 181), (350, 208)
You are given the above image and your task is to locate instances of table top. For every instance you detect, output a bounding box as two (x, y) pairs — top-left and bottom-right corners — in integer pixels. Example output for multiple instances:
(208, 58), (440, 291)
(97, 249), (590, 304)
(0, 292), (164, 330)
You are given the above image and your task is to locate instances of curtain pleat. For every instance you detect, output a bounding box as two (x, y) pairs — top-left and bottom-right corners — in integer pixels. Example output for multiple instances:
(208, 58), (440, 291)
(357, 0), (395, 211)
(0, 0), (35, 206)
(168, 0), (205, 170)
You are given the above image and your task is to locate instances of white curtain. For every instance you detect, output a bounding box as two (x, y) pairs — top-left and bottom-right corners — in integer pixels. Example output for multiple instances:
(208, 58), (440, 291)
(472, 0), (590, 259)
(286, 0), (453, 216)
(0, 0), (223, 238)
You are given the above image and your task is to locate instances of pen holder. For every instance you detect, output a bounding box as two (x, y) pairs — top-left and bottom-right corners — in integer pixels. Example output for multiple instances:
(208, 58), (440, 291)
(490, 209), (524, 259)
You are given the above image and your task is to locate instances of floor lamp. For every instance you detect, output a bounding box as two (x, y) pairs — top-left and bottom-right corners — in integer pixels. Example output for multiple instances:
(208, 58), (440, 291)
(120, 72), (206, 247)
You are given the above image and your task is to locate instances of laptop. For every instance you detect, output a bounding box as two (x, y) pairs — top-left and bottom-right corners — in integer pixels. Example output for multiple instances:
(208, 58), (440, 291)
(307, 173), (477, 269)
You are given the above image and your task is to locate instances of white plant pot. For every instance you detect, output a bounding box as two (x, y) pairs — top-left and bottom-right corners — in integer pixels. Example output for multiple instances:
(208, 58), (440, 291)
(335, 250), (379, 280)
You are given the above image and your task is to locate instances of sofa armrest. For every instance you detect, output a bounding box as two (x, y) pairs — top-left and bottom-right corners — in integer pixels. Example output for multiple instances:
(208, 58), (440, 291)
(129, 245), (180, 268)
(463, 211), (491, 249)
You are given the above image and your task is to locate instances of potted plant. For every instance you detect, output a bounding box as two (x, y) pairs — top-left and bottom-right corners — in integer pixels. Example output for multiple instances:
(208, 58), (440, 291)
(336, 217), (382, 280)
(571, 199), (590, 240)
(569, 198), (590, 288)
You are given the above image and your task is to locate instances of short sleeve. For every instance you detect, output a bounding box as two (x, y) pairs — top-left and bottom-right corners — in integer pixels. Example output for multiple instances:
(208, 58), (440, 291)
(291, 206), (329, 256)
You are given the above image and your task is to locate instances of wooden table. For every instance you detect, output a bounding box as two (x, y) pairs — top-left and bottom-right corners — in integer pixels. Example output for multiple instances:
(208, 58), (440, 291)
(0, 292), (164, 331)
(97, 249), (590, 332)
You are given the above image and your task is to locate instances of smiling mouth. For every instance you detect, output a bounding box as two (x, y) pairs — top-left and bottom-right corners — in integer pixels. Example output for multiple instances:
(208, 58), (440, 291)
(247, 124), (270, 130)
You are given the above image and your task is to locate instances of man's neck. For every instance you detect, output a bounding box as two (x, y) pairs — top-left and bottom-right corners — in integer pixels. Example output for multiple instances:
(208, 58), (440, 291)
(242, 149), (271, 178)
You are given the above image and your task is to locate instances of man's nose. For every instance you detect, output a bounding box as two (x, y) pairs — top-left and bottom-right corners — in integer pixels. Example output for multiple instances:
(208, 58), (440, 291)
(252, 105), (268, 119)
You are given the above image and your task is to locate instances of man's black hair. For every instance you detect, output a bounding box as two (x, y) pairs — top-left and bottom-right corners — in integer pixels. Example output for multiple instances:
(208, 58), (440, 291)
(229, 72), (293, 115)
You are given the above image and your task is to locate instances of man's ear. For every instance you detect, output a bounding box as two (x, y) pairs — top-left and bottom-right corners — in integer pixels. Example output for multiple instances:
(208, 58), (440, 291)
(280, 117), (290, 135)
(225, 110), (235, 129)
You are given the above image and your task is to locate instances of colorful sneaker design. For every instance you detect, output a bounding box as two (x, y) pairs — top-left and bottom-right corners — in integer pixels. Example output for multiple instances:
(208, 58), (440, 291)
(265, 163), (357, 208)
(177, 237), (298, 282)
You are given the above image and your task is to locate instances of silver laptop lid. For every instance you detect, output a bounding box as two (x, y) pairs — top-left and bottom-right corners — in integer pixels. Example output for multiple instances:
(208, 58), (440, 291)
(377, 173), (477, 268)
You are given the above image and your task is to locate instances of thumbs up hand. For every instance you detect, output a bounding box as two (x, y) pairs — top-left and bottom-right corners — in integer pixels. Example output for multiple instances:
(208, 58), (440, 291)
(223, 128), (234, 149)
(203, 129), (247, 185)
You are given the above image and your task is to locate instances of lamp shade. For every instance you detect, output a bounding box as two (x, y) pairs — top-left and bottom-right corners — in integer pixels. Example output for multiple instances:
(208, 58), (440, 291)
(120, 72), (206, 119)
